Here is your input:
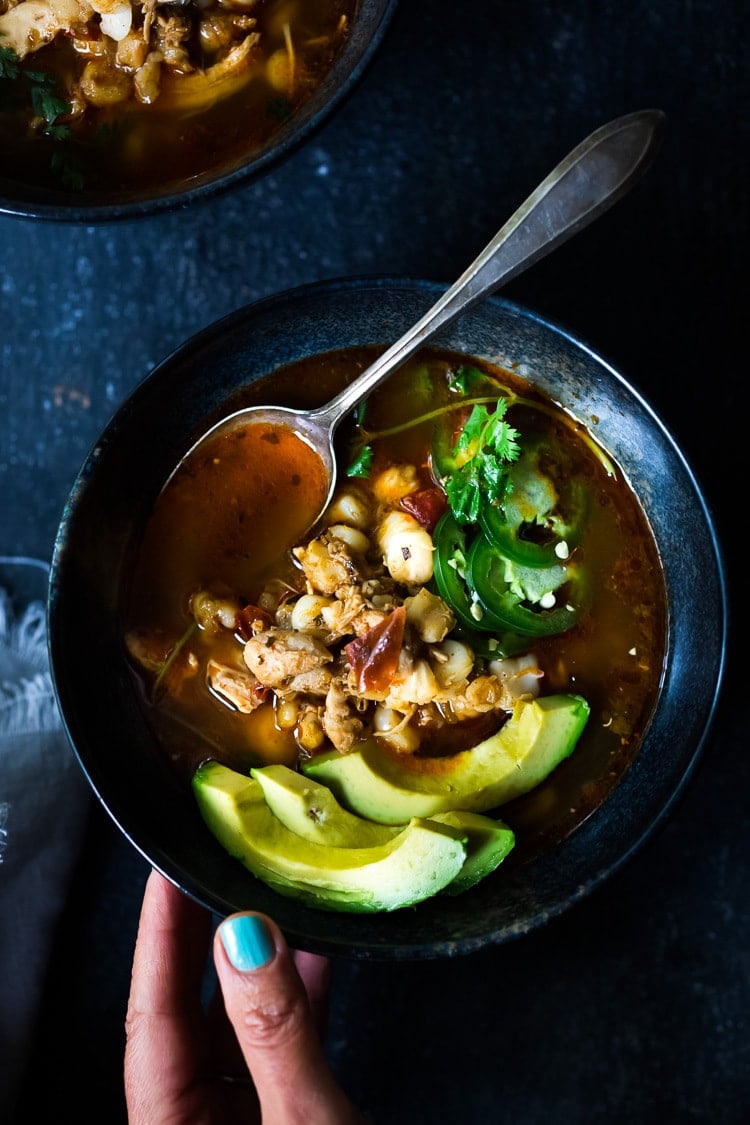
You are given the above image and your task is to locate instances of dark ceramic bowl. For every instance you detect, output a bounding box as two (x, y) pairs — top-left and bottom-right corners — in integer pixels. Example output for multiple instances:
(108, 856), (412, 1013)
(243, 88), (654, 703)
(48, 279), (727, 959)
(0, 0), (398, 223)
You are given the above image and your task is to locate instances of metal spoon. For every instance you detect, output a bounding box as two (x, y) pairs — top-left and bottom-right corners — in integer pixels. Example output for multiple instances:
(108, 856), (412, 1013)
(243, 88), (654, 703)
(176, 109), (665, 532)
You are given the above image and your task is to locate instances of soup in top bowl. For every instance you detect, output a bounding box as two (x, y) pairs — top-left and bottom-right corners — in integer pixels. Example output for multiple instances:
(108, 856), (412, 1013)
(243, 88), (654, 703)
(48, 281), (725, 955)
(0, 0), (397, 217)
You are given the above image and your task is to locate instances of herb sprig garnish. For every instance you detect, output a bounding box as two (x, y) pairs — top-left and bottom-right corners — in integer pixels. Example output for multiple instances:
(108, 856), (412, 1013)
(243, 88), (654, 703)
(347, 445), (374, 478)
(345, 361), (616, 482)
(444, 400), (520, 524)
(1, 46), (72, 132)
(345, 394), (508, 480)
(447, 363), (488, 394)
(0, 45), (86, 188)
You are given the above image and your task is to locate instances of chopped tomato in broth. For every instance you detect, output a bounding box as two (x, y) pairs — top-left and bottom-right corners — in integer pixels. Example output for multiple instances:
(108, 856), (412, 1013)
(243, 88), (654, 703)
(346, 606), (406, 694)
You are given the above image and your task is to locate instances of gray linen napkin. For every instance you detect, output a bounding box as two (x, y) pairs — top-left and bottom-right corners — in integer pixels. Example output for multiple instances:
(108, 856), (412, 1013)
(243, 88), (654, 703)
(0, 557), (91, 1121)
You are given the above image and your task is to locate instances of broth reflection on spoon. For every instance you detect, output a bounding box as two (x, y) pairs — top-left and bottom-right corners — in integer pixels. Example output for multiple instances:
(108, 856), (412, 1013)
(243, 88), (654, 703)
(167, 109), (665, 545)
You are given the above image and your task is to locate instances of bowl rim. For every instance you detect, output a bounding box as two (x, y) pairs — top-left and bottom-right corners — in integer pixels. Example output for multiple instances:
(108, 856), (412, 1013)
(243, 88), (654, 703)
(48, 276), (729, 958)
(0, 0), (400, 224)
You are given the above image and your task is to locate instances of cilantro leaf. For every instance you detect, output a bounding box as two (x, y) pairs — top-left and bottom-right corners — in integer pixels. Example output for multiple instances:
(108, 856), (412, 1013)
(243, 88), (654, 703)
(444, 402), (520, 525)
(46, 122), (72, 141)
(347, 445), (373, 478)
(31, 85), (70, 126)
(0, 46), (80, 185)
(0, 47), (21, 81)
(447, 365), (485, 394)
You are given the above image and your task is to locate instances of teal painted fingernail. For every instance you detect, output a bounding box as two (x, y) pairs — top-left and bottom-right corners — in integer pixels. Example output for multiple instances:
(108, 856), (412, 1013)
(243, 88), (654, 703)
(220, 915), (274, 971)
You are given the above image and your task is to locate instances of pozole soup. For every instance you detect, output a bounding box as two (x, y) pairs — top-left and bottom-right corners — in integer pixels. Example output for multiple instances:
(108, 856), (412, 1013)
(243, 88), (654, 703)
(123, 345), (668, 868)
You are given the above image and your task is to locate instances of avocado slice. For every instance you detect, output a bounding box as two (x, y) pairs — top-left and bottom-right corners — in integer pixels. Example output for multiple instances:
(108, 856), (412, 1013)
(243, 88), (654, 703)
(302, 693), (590, 824)
(192, 760), (468, 913)
(250, 765), (513, 894)
(428, 810), (515, 894)
(250, 764), (401, 847)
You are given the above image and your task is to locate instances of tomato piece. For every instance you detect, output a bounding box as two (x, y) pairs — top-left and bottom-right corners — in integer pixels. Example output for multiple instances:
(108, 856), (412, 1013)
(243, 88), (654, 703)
(345, 606), (406, 693)
(235, 604), (275, 640)
(399, 487), (448, 533)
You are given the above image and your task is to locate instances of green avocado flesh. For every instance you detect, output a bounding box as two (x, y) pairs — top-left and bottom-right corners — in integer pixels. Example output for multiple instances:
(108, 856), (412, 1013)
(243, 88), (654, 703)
(192, 761), (468, 913)
(428, 810), (515, 894)
(250, 764), (400, 847)
(302, 694), (590, 824)
(250, 764), (514, 893)
(192, 693), (585, 912)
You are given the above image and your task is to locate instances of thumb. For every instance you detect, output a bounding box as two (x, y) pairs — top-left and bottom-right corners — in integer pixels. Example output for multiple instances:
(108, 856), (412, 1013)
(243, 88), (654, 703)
(214, 913), (364, 1125)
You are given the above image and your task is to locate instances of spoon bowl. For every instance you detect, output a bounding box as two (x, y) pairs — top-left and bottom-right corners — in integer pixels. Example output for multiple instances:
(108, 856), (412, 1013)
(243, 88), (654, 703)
(172, 109), (665, 538)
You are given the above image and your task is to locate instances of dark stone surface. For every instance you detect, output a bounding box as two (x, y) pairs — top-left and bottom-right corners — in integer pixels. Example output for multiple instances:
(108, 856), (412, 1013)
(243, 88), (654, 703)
(3, 0), (746, 1121)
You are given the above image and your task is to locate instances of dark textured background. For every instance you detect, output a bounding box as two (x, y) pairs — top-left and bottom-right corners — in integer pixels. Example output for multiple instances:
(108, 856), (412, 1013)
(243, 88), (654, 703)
(3, 1), (745, 1121)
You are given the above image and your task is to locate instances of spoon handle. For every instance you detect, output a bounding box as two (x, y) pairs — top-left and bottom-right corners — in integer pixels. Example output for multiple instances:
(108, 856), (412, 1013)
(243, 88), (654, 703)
(312, 108), (665, 431)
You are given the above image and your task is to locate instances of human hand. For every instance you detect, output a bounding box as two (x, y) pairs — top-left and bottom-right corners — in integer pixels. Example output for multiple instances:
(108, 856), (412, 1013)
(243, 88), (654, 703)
(125, 869), (365, 1124)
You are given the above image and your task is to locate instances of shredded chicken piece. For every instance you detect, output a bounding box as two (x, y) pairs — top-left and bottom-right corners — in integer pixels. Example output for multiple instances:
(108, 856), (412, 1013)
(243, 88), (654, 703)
(0, 0), (92, 56)
(125, 627), (172, 673)
(206, 660), (265, 713)
(320, 587), (388, 641)
(444, 675), (519, 720)
(293, 532), (363, 597)
(154, 31), (259, 112)
(283, 667), (333, 696)
(243, 627), (333, 695)
(141, 0), (157, 41)
(153, 13), (193, 69)
(322, 681), (364, 752)
(125, 627), (198, 695)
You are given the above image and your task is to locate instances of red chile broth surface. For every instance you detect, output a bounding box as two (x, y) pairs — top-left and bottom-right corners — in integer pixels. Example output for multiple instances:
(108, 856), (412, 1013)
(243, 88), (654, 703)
(123, 346), (668, 861)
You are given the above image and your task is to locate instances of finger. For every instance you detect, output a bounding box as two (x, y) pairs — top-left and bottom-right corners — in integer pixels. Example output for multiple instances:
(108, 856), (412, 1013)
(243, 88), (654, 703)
(293, 949), (332, 1037)
(125, 870), (213, 1122)
(214, 913), (365, 1125)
